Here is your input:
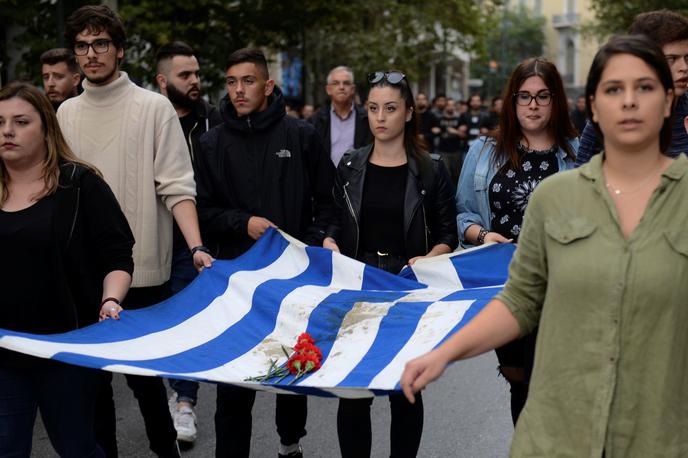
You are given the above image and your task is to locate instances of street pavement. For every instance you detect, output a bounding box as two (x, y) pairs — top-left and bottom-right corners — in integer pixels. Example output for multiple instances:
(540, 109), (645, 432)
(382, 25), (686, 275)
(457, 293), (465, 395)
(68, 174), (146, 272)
(32, 352), (513, 457)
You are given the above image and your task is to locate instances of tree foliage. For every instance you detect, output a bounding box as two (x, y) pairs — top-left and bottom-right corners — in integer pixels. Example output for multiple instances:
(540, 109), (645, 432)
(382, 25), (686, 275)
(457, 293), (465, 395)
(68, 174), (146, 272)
(470, 5), (545, 100)
(0, 0), (89, 84)
(117, 0), (500, 103)
(1, 0), (500, 103)
(588, 0), (688, 37)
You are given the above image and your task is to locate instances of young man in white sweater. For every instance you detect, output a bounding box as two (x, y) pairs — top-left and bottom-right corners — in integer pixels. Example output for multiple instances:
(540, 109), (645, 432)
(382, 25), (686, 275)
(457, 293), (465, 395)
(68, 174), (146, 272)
(57, 5), (212, 458)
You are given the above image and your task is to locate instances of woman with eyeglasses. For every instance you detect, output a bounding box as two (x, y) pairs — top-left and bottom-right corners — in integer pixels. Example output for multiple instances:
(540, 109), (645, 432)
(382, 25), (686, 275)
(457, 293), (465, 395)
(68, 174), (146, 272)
(454, 58), (578, 424)
(402, 34), (687, 457)
(0, 82), (134, 457)
(323, 71), (457, 457)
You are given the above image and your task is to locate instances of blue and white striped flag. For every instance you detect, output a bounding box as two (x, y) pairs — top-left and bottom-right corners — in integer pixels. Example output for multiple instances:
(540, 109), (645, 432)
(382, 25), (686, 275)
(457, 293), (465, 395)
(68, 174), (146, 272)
(0, 229), (514, 398)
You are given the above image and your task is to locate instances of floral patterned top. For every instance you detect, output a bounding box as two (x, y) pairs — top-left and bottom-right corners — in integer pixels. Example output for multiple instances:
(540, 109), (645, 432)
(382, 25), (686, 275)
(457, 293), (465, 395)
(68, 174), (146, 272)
(488, 144), (559, 241)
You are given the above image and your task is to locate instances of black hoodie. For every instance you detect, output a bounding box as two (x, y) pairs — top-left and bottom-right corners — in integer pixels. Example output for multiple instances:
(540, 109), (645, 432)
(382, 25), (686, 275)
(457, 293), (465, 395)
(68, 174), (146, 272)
(195, 86), (336, 259)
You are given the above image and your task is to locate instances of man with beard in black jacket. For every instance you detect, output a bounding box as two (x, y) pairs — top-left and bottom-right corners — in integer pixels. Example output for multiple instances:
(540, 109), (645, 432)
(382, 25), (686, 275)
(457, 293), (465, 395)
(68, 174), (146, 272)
(155, 40), (223, 446)
(195, 48), (336, 458)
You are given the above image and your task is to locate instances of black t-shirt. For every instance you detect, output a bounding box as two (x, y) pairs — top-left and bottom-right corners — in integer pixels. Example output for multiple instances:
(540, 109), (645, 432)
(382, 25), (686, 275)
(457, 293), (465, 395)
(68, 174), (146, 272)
(486, 111), (500, 131)
(438, 114), (462, 153)
(359, 162), (407, 255)
(488, 145), (559, 241)
(0, 194), (67, 368)
(459, 110), (489, 143)
(0, 195), (59, 334)
(179, 111), (197, 143)
(419, 110), (440, 152)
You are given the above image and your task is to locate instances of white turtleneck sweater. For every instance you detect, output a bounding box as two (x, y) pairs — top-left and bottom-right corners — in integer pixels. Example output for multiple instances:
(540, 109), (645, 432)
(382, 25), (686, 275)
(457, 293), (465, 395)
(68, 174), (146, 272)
(57, 72), (196, 288)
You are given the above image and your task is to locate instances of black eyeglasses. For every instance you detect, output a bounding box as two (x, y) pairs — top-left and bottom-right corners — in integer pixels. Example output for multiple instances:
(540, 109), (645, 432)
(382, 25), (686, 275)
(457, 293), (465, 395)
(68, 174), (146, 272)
(74, 39), (113, 56)
(368, 71), (406, 85)
(513, 91), (553, 106)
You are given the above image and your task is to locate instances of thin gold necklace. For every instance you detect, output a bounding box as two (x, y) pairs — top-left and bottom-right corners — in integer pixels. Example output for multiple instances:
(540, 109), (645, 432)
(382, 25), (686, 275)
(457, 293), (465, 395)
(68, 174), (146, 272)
(604, 161), (663, 196)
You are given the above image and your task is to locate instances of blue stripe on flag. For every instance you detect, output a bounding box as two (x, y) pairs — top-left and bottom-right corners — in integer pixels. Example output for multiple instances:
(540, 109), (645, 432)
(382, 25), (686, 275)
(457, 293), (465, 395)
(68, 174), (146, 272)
(336, 299), (433, 387)
(441, 286), (503, 301)
(0, 231), (291, 344)
(51, 245), (334, 372)
(271, 288), (409, 386)
(0, 228), (516, 397)
(361, 265), (424, 291)
(450, 244), (514, 288)
(389, 297), (492, 391)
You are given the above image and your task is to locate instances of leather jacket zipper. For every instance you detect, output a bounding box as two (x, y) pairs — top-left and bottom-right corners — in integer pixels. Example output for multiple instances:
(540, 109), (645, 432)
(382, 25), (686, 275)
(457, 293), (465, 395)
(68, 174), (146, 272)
(409, 188), (429, 254)
(422, 203), (429, 253)
(342, 181), (359, 258)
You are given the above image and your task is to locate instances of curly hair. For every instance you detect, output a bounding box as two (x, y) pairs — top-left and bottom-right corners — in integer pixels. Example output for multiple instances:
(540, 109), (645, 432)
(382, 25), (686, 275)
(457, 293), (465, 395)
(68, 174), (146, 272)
(65, 5), (126, 49)
(629, 10), (688, 48)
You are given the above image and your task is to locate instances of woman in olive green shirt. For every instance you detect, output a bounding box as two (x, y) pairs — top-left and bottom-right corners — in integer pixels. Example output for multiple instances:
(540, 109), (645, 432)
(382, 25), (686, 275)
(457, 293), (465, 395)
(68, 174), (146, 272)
(401, 35), (688, 458)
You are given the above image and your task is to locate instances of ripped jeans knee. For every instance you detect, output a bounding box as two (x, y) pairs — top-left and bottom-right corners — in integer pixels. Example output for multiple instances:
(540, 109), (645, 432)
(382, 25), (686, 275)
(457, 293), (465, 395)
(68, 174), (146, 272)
(498, 365), (526, 383)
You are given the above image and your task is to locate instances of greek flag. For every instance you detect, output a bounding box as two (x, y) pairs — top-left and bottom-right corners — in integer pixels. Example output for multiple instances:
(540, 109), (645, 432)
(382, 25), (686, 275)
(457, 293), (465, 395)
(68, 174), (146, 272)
(0, 229), (514, 398)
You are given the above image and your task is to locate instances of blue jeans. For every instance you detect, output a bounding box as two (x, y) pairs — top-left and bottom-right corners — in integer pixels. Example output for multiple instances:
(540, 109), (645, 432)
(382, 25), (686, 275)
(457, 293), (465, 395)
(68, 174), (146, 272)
(0, 358), (103, 457)
(168, 246), (200, 404)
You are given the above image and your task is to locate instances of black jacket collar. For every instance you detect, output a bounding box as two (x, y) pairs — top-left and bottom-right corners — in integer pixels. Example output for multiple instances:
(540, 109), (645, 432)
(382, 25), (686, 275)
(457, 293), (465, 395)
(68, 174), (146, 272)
(219, 85), (286, 132)
(193, 98), (215, 119)
(342, 143), (421, 178)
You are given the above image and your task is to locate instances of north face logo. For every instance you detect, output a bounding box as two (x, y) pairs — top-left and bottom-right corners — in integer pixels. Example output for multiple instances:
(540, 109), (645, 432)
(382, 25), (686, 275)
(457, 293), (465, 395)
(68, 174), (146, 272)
(276, 149), (291, 158)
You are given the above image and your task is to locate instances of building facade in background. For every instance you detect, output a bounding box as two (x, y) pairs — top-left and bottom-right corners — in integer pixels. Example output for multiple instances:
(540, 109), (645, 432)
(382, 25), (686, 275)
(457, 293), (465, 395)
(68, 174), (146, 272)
(513, 0), (600, 97)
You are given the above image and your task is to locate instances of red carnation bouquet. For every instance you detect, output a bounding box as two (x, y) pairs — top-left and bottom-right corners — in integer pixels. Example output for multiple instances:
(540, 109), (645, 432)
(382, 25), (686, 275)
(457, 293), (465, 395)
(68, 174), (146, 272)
(245, 332), (322, 385)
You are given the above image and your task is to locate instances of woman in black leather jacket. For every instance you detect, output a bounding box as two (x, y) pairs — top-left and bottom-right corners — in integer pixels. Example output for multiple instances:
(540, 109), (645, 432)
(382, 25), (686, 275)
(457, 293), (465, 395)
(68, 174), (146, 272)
(323, 71), (457, 458)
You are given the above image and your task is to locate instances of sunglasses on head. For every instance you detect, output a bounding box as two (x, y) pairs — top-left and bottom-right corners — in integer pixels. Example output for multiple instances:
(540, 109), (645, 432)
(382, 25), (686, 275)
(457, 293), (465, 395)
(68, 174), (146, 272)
(367, 71), (406, 85)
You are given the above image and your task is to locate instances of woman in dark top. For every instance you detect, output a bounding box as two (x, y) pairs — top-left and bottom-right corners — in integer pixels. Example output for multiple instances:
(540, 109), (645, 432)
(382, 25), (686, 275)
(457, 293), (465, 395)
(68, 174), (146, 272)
(0, 82), (134, 457)
(324, 72), (457, 458)
(455, 59), (578, 424)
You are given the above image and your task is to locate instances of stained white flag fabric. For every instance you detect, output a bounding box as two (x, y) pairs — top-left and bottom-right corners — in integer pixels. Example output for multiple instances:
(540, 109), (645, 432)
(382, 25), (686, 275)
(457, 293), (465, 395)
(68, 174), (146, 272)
(0, 229), (514, 398)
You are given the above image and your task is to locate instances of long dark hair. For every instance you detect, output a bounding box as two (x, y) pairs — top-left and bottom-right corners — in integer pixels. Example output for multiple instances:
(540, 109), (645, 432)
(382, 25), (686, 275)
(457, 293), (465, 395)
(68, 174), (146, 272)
(586, 34), (675, 153)
(493, 58), (577, 170)
(368, 73), (429, 164)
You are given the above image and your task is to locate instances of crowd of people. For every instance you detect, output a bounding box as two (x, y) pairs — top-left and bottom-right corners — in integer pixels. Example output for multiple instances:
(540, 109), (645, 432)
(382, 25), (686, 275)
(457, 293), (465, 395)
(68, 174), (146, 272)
(1, 3), (687, 458)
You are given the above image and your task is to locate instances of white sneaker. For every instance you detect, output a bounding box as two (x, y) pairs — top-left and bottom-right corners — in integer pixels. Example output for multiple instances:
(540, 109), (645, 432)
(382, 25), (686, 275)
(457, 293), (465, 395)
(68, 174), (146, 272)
(168, 392), (178, 413)
(173, 405), (197, 443)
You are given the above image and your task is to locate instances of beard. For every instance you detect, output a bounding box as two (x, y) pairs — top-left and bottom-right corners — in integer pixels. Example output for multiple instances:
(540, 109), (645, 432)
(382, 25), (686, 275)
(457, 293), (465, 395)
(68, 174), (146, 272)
(86, 65), (118, 86)
(166, 82), (200, 111)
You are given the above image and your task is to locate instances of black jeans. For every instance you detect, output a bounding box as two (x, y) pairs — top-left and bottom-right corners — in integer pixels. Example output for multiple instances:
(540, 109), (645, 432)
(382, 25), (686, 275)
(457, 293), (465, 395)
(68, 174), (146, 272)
(215, 384), (307, 457)
(0, 359), (103, 457)
(340, 251), (423, 457)
(95, 285), (178, 458)
(495, 329), (537, 425)
(337, 393), (424, 458)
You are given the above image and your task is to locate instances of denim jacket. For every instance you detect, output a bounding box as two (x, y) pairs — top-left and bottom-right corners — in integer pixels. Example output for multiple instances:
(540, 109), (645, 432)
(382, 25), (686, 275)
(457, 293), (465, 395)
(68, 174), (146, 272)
(456, 136), (578, 244)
